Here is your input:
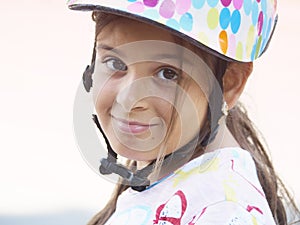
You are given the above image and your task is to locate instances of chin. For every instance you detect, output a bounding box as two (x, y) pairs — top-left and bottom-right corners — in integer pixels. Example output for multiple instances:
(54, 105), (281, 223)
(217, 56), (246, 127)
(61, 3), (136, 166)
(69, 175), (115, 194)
(110, 141), (159, 161)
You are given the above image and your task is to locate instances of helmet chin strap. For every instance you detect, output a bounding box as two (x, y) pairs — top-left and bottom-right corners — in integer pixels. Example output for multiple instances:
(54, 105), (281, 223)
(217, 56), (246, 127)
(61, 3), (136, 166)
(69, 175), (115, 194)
(92, 114), (219, 192)
(92, 114), (151, 190)
(92, 114), (117, 173)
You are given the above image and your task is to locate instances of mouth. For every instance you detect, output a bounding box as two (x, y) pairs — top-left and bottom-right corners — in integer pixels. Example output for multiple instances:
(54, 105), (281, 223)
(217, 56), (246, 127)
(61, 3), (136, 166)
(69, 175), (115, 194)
(111, 115), (158, 134)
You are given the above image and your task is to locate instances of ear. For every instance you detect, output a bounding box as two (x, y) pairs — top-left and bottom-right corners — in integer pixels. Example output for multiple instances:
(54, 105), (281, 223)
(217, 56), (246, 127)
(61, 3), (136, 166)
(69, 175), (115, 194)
(223, 62), (253, 109)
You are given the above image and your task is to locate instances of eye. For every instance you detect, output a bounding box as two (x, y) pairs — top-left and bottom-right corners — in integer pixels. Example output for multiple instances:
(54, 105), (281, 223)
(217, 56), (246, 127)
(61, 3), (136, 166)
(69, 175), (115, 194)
(104, 57), (127, 71)
(157, 68), (179, 81)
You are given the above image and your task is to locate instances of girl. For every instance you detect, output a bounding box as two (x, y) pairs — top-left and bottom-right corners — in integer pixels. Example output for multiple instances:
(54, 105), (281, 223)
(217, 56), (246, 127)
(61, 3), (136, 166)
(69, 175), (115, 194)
(69, 0), (300, 224)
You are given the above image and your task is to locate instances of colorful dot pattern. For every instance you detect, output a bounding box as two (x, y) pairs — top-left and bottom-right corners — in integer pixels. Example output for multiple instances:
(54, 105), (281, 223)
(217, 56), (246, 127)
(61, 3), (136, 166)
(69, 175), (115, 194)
(68, 0), (277, 62)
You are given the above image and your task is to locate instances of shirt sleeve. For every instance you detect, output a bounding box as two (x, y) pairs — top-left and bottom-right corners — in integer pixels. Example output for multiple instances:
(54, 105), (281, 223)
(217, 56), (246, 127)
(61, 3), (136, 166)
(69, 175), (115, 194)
(187, 200), (273, 225)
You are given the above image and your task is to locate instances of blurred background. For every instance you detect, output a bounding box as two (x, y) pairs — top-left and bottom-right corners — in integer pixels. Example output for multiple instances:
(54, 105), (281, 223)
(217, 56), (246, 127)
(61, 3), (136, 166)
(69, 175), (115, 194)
(0, 1), (299, 224)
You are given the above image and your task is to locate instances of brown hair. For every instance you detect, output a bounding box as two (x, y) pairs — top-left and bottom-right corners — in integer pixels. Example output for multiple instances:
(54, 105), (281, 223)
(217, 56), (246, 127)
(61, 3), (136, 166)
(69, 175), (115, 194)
(87, 11), (300, 225)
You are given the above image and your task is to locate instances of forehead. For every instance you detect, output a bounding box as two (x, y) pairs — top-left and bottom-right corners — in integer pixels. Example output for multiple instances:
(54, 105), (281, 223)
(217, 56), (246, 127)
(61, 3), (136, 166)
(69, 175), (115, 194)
(96, 17), (176, 45)
(95, 15), (217, 76)
(95, 15), (215, 63)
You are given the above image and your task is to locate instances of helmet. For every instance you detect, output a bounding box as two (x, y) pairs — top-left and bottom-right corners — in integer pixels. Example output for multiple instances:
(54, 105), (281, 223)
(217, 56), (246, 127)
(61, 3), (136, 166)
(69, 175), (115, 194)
(68, 0), (277, 62)
(70, 0), (277, 191)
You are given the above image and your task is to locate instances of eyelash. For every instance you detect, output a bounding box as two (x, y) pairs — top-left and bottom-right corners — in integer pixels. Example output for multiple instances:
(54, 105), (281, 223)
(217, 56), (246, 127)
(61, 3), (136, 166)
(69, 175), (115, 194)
(102, 57), (181, 81)
(103, 57), (128, 72)
(156, 67), (180, 81)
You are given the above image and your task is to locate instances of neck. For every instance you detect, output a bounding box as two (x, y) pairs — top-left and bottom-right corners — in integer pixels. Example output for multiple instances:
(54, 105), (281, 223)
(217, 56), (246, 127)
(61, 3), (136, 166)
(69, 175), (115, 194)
(136, 121), (240, 181)
(205, 120), (240, 152)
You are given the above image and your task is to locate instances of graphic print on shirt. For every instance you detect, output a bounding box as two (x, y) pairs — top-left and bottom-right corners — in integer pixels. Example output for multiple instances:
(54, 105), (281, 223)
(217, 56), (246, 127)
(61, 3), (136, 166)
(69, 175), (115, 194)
(172, 153), (220, 187)
(223, 173), (239, 202)
(107, 205), (152, 225)
(230, 158), (265, 198)
(247, 205), (265, 225)
(187, 207), (207, 225)
(187, 202), (262, 225)
(153, 190), (187, 225)
(105, 149), (275, 225)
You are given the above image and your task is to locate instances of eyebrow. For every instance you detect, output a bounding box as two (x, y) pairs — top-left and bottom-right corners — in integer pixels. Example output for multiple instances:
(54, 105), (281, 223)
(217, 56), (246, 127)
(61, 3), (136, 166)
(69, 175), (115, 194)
(96, 44), (193, 65)
(153, 54), (179, 61)
(154, 54), (195, 68)
(96, 44), (127, 57)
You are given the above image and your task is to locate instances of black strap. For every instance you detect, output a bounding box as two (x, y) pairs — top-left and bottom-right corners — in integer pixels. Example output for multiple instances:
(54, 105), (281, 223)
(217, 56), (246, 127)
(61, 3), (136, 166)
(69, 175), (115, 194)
(92, 114), (117, 160)
(92, 114), (119, 175)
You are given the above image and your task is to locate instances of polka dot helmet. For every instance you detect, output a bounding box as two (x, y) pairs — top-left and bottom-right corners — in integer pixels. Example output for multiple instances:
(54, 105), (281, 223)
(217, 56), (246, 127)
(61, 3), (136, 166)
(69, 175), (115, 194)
(68, 0), (277, 62)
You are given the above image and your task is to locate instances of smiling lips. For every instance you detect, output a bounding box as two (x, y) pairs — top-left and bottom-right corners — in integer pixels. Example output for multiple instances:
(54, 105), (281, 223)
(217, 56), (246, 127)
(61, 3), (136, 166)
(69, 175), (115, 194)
(112, 116), (157, 134)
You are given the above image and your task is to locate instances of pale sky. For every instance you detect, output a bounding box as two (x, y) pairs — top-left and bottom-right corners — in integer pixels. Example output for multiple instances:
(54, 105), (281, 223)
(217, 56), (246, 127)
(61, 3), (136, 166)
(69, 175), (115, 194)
(0, 1), (299, 224)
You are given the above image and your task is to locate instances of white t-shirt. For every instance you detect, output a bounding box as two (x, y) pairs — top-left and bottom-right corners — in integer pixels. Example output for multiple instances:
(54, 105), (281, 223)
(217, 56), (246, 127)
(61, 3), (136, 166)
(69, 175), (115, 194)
(105, 147), (276, 225)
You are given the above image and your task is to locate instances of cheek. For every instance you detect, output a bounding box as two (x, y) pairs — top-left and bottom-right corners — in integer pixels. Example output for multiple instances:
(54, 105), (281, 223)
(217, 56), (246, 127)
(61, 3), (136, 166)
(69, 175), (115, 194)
(191, 88), (208, 130)
(151, 98), (174, 123)
(93, 81), (117, 125)
(169, 86), (208, 148)
(92, 64), (120, 114)
(193, 91), (208, 122)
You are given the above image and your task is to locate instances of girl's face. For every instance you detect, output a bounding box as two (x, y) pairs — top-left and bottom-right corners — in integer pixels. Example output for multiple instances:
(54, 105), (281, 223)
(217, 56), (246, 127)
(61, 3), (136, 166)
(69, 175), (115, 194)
(93, 17), (214, 163)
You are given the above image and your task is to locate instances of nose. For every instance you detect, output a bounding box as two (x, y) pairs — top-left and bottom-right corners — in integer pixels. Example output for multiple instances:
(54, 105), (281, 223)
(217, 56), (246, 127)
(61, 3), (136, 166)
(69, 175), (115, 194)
(115, 68), (150, 113)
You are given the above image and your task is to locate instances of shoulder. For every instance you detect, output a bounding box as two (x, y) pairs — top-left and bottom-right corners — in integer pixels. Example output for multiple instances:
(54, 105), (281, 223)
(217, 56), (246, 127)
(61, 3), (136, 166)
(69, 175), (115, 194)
(173, 147), (266, 201)
(173, 147), (262, 191)
(109, 148), (276, 225)
(176, 147), (255, 172)
(171, 148), (276, 224)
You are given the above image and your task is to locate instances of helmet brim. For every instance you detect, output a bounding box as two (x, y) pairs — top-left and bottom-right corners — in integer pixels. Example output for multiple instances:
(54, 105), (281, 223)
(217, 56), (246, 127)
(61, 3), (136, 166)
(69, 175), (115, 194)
(69, 3), (236, 62)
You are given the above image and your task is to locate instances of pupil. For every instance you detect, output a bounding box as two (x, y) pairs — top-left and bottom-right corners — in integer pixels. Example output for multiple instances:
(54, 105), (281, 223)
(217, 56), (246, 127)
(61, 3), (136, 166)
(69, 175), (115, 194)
(164, 69), (175, 79)
(114, 60), (125, 70)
